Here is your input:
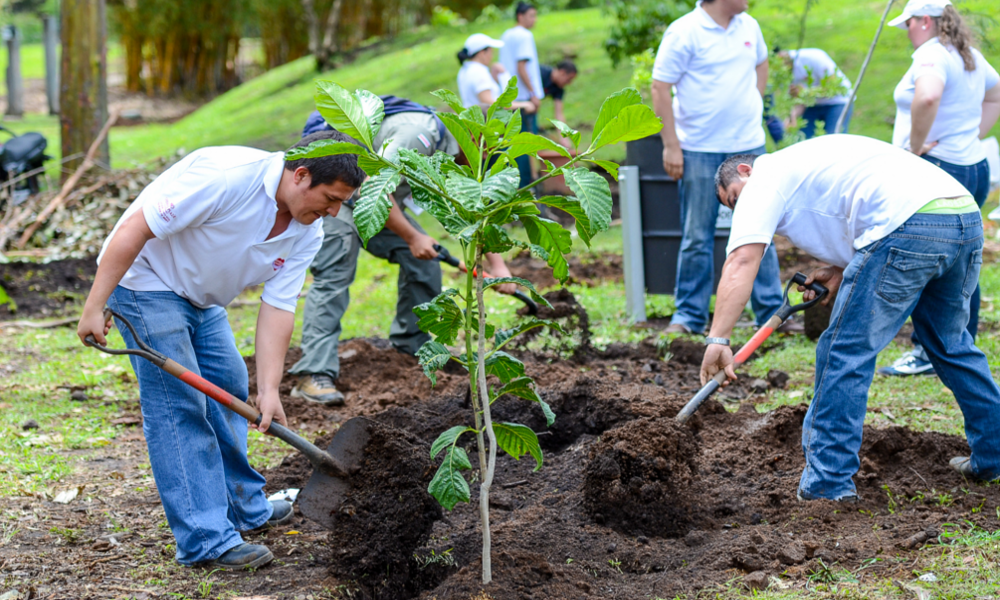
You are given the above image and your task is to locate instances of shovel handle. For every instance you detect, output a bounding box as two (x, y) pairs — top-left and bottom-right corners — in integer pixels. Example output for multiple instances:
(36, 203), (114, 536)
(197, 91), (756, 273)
(433, 244), (539, 315)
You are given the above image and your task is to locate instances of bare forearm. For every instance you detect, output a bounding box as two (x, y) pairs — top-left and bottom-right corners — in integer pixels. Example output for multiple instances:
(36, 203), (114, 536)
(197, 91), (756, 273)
(384, 194), (418, 243)
(981, 90), (1000, 138)
(652, 81), (679, 147)
(708, 246), (763, 338)
(83, 212), (154, 316)
(909, 97), (939, 151)
(756, 61), (768, 97)
(518, 61), (537, 97)
(554, 100), (565, 124)
(255, 303), (295, 398)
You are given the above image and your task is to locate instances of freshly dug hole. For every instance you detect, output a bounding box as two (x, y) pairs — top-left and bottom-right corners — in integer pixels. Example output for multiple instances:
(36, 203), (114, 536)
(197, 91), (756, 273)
(584, 417), (700, 537)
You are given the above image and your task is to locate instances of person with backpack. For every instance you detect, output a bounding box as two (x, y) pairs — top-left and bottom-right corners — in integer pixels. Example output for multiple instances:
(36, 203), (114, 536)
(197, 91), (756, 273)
(290, 98), (515, 405)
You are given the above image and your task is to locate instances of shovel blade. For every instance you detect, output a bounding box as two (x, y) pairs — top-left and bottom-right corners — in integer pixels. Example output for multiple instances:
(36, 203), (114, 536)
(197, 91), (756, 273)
(298, 416), (373, 529)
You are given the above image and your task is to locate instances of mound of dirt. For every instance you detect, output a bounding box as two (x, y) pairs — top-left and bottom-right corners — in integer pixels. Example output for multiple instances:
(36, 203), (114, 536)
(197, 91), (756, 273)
(506, 249), (622, 290)
(0, 258), (96, 320)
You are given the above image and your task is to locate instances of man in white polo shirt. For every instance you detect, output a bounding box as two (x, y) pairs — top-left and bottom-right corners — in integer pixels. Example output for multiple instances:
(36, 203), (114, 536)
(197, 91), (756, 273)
(500, 2), (545, 189)
(701, 134), (1000, 501)
(651, 0), (785, 335)
(77, 131), (365, 569)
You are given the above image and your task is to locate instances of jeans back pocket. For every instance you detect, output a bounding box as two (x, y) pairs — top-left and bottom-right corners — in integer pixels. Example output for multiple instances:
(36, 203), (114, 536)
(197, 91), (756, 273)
(962, 249), (984, 299)
(876, 248), (946, 303)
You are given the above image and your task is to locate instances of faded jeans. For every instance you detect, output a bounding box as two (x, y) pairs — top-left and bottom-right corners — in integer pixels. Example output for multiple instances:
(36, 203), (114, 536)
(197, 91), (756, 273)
(671, 147), (784, 332)
(800, 212), (1000, 499)
(108, 287), (272, 564)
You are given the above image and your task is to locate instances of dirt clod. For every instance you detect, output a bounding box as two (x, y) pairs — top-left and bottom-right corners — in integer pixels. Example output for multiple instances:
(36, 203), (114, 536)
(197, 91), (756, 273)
(744, 571), (770, 591)
(21, 419), (39, 430)
(767, 369), (790, 389)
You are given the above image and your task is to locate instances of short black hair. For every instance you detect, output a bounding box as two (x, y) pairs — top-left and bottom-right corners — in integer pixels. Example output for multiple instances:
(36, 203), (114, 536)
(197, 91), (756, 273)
(515, 2), (535, 18)
(714, 153), (759, 200)
(284, 130), (366, 189)
(555, 59), (577, 74)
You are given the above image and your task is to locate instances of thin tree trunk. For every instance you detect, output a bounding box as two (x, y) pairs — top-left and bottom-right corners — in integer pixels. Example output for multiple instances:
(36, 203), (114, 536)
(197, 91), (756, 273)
(317, 0), (344, 70)
(474, 246), (496, 584)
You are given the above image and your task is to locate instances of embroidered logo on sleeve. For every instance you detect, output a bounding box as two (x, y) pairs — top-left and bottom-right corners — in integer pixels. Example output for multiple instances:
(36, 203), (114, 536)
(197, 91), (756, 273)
(272, 258), (286, 271)
(156, 198), (177, 223)
(744, 41), (752, 48)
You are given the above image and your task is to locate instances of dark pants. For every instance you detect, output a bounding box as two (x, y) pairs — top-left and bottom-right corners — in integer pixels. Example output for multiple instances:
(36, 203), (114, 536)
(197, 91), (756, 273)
(515, 109), (538, 189)
(801, 102), (852, 138)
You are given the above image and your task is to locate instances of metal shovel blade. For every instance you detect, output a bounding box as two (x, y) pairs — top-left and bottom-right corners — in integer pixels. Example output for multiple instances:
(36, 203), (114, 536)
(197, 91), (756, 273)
(298, 416), (373, 529)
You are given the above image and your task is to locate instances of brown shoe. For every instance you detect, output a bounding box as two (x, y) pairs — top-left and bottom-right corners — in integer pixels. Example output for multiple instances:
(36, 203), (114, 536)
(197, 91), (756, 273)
(664, 322), (694, 335)
(291, 374), (345, 406)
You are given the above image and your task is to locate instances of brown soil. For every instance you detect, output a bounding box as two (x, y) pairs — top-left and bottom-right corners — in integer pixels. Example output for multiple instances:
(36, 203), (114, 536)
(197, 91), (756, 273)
(0, 258), (97, 320)
(506, 249), (622, 290)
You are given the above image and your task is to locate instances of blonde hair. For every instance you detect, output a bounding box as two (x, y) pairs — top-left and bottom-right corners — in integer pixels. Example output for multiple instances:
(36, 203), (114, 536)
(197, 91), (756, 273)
(935, 5), (977, 71)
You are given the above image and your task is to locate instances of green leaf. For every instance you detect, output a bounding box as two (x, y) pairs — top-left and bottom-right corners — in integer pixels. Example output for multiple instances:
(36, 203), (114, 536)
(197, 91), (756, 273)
(585, 159), (620, 181)
(431, 425), (473, 459)
(315, 80), (373, 149)
(489, 153), (513, 176)
(482, 276), (550, 308)
(562, 168), (613, 237)
(492, 422), (543, 470)
(493, 378), (555, 427)
(438, 112), (482, 177)
(504, 108), (522, 140)
(413, 291), (464, 346)
(396, 148), (447, 189)
(549, 119), (581, 149)
(356, 90), (385, 139)
(488, 76), (519, 122)
(411, 186), (471, 237)
(445, 174), (486, 214)
(355, 168), (399, 245)
(416, 340), (454, 386)
(535, 195), (593, 247)
(521, 216), (572, 282)
(494, 317), (563, 349)
(284, 140), (364, 161)
(593, 103), (663, 149)
(481, 224), (516, 253)
(485, 351), (525, 383)
(431, 89), (466, 114)
(591, 88), (642, 146)
(481, 168), (520, 206)
(428, 446), (472, 510)
(504, 132), (570, 161)
(357, 153), (384, 176)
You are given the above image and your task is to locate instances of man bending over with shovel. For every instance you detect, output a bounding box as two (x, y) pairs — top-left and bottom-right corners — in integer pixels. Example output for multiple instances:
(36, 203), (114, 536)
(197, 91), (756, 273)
(701, 134), (1000, 502)
(76, 131), (366, 569)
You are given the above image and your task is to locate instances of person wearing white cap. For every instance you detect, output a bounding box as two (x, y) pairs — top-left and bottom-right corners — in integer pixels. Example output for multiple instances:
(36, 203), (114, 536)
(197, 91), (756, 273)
(878, 0), (1000, 378)
(457, 33), (537, 114)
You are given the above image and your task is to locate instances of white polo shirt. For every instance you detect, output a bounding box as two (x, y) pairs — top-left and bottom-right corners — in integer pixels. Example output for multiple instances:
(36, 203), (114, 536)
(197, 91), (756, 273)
(500, 25), (544, 102)
(99, 147), (323, 312)
(727, 135), (970, 268)
(652, 2), (767, 153)
(787, 48), (852, 105)
(458, 60), (501, 108)
(893, 37), (1000, 166)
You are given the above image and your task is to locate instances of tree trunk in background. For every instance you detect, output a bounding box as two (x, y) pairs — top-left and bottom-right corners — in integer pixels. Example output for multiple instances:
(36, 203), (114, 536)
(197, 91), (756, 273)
(61, 0), (109, 174)
(43, 16), (59, 115)
(317, 0), (343, 71)
(5, 26), (24, 118)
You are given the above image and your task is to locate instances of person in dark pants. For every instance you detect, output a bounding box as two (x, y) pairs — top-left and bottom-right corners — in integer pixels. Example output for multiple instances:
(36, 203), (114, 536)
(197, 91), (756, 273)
(500, 2), (544, 189)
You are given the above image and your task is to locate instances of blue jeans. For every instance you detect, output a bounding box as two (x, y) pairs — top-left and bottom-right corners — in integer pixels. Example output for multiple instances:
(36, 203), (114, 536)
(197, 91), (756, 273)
(516, 109), (538, 189)
(108, 287), (272, 564)
(800, 212), (1000, 499)
(672, 147), (784, 332)
(911, 156), (990, 347)
(801, 102), (852, 138)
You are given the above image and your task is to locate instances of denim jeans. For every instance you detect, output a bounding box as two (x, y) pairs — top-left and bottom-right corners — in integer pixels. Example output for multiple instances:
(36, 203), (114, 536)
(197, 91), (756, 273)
(108, 287), (272, 564)
(515, 109), (539, 189)
(800, 102), (852, 138)
(672, 147), (784, 332)
(911, 156), (990, 347)
(800, 212), (1000, 499)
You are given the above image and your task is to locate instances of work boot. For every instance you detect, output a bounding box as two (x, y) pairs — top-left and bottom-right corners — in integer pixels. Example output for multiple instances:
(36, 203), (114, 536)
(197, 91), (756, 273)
(248, 500), (294, 532)
(948, 456), (998, 482)
(664, 322), (694, 335)
(291, 374), (345, 406)
(877, 347), (936, 377)
(205, 543), (273, 570)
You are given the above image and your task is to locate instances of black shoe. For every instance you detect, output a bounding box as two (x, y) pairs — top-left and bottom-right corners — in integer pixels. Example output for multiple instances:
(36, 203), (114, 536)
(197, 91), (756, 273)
(205, 543), (273, 570)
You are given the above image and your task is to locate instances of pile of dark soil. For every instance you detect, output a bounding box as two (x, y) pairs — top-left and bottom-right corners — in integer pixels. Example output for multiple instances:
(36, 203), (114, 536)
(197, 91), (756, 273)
(0, 258), (96, 320)
(505, 249), (622, 290)
(248, 335), (995, 600)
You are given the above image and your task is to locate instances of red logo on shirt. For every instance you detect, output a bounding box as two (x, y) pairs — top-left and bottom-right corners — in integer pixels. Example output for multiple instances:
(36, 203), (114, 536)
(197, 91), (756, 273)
(156, 198), (177, 223)
(744, 41), (752, 48)
(272, 258), (285, 271)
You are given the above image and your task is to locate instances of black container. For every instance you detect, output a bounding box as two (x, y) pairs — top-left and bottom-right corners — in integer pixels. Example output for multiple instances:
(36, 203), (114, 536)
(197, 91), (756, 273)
(625, 134), (730, 295)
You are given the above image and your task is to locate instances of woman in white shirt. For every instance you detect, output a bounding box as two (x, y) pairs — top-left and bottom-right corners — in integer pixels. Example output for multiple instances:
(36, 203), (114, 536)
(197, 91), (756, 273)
(881, 0), (1000, 377)
(456, 33), (536, 114)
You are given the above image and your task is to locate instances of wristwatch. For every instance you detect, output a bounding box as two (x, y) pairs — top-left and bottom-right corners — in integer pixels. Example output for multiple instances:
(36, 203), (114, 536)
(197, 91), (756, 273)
(705, 337), (730, 346)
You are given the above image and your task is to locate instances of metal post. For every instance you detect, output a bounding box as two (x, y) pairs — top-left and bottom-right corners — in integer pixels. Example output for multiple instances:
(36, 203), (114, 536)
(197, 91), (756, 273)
(5, 26), (23, 118)
(619, 165), (647, 323)
(43, 15), (59, 115)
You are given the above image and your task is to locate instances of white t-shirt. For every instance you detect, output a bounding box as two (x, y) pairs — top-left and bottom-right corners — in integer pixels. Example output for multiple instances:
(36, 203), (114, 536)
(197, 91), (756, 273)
(652, 2), (767, 153)
(99, 147), (323, 312)
(499, 25), (544, 102)
(458, 61), (501, 108)
(893, 37), (1000, 166)
(727, 135), (970, 268)
(787, 48), (852, 105)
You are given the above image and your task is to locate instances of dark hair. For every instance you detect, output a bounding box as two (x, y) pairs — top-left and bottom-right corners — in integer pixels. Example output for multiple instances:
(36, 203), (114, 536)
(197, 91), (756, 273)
(555, 59), (577, 74)
(714, 153), (759, 200)
(515, 2), (535, 18)
(284, 130), (366, 189)
(935, 6), (977, 71)
(457, 47), (470, 65)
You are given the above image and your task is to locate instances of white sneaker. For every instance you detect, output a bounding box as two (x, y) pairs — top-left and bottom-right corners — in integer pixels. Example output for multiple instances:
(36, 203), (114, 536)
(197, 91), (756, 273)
(877, 349), (936, 377)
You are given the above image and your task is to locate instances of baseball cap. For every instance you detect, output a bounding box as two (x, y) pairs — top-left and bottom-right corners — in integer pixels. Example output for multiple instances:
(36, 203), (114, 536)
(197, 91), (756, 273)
(888, 0), (952, 29)
(463, 33), (504, 56)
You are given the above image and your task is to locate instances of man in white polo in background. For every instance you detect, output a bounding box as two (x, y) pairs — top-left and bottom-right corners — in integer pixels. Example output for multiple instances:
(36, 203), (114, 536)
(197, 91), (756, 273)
(651, 0), (786, 335)
(500, 2), (545, 189)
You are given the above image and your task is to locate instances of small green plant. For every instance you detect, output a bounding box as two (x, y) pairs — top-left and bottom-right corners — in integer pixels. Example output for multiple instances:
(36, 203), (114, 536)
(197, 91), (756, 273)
(413, 547), (457, 570)
(292, 78), (660, 584)
(609, 557), (623, 573)
(431, 5), (466, 27)
(934, 490), (955, 507)
(48, 526), (82, 544)
(883, 484), (900, 514)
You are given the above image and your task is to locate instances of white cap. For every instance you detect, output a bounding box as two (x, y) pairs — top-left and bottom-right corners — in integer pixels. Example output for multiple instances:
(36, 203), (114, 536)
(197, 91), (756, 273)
(888, 0), (952, 29)
(463, 33), (503, 56)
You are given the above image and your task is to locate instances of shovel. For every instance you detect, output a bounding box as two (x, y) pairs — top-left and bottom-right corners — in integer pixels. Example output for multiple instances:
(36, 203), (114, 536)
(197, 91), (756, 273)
(85, 307), (372, 529)
(675, 272), (828, 423)
(433, 244), (539, 315)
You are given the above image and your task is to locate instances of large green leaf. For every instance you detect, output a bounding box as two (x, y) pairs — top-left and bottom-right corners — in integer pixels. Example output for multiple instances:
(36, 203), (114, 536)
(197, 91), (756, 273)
(488, 76), (519, 122)
(356, 90), (385, 139)
(412, 187), (471, 236)
(535, 195), (593, 246)
(481, 168), (520, 206)
(593, 104), (663, 149)
(431, 425), (474, 459)
(354, 168), (399, 245)
(549, 119), (581, 149)
(563, 168), (613, 238)
(444, 173), (486, 214)
(285, 140), (363, 161)
(413, 291), (464, 346)
(431, 89), (465, 114)
(492, 422), (543, 470)
(521, 216), (572, 282)
(438, 112), (482, 177)
(586, 159), (620, 181)
(503, 132), (570, 161)
(485, 351), (525, 383)
(504, 108), (522, 140)
(396, 148), (447, 189)
(590, 88), (642, 147)
(428, 446), (472, 510)
(357, 153), (384, 176)
(315, 80), (373, 149)
(493, 317), (564, 349)
(416, 340), (455, 386)
(481, 224), (516, 253)
(493, 378), (556, 427)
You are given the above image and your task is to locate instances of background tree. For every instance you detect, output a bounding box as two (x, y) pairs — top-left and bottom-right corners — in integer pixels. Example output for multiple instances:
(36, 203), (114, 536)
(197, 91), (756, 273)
(61, 0), (109, 172)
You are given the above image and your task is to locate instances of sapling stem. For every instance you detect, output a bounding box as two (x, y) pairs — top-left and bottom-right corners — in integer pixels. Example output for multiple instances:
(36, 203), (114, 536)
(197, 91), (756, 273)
(474, 244), (497, 584)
